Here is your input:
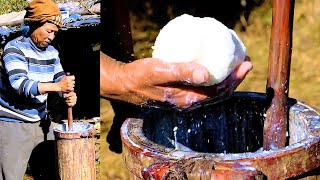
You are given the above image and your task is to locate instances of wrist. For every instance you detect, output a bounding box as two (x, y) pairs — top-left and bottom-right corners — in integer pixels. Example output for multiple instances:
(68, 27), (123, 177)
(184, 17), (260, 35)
(120, 58), (152, 93)
(100, 53), (129, 97)
(38, 82), (61, 94)
(55, 82), (62, 92)
(110, 60), (128, 94)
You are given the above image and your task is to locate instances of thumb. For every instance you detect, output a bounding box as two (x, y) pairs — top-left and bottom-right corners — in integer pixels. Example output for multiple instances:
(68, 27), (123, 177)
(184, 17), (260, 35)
(174, 62), (210, 84)
(234, 61), (253, 80)
(150, 61), (210, 84)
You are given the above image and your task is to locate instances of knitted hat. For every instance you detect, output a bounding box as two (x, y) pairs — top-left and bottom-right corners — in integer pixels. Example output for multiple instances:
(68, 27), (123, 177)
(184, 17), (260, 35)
(24, 0), (62, 28)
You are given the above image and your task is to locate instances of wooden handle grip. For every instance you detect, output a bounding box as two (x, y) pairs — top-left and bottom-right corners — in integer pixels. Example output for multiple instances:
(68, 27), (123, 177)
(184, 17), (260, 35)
(66, 72), (73, 130)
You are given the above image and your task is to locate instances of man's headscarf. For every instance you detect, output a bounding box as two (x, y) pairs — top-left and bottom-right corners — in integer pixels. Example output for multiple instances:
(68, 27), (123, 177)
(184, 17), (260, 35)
(24, 0), (62, 28)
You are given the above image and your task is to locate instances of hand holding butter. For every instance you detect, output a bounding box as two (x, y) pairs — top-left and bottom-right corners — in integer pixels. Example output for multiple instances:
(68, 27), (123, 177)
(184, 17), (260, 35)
(152, 14), (247, 86)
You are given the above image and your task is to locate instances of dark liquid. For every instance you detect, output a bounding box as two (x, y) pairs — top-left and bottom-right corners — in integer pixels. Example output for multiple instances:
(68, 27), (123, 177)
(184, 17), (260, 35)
(140, 92), (295, 153)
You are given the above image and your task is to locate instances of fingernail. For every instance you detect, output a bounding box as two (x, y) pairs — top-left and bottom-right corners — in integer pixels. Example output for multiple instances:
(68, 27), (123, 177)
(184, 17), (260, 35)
(248, 62), (253, 71)
(192, 68), (208, 84)
(244, 62), (253, 75)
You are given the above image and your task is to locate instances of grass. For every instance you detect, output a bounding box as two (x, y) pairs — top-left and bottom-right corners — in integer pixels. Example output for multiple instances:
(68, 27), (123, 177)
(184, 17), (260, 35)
(236, 0), (320, 109)
(100, 99), (131, 180)
(0, 0), (84, 15)
(0, 0), (27, 15)
(101, 0), (320, 179)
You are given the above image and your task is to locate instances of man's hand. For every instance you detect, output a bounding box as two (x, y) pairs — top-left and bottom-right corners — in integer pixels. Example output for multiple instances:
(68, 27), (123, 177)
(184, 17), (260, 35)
(161, 56), (253, 108)
(100, 52), (252, 108)
(63, 91), (77, 107)
(58, 75), (75, 93)
(38, 75), (75, 94)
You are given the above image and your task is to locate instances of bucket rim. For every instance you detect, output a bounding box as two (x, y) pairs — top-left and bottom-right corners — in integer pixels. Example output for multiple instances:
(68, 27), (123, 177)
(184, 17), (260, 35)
(120, 91), (320, 178)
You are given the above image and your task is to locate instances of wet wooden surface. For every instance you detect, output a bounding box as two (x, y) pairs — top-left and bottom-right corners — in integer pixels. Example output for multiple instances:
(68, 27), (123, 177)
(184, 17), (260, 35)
(264, 0), (295, 150)
(121, 93), (320, 179)
(56, 137), (96, 180)
(54, 120), (99, 180)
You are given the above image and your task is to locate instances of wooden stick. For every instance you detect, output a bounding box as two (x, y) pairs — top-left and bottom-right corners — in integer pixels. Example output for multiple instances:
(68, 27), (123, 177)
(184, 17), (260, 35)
(263, 0), (295, 150)
(68, 106), (73, 131)
(66, 72), (73, 131)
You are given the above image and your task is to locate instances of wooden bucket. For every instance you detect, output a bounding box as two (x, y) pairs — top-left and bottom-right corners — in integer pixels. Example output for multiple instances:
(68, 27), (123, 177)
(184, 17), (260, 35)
(53, 122), (96, 180)
(121, 92), (320, 179)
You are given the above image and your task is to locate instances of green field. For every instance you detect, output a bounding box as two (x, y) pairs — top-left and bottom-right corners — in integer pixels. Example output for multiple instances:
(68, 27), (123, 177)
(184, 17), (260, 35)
(101, 0), (320, 179)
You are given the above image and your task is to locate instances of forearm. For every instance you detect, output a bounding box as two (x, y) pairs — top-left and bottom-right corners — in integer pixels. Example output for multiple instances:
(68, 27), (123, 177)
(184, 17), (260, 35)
(38, 82), (61, 94)
(100, 52), (128, 98)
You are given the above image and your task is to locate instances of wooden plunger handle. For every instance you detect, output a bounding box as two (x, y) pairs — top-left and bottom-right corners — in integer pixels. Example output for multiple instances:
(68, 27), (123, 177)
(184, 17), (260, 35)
(264, 0), (295, 150)
(66, 72), (73, 131)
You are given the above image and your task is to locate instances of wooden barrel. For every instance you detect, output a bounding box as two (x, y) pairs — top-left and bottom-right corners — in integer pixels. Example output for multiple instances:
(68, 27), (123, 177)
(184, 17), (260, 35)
(121, 92), (320, 179)
(53, 122), (96, 180)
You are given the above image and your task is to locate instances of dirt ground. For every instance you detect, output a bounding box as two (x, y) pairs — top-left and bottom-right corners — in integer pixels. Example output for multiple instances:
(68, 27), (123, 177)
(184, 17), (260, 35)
(100, 98), (131, 180)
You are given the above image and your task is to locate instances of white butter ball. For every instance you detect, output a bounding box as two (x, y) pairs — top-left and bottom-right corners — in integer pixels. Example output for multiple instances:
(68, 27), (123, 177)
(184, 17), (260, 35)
(152, 14), (246, 86)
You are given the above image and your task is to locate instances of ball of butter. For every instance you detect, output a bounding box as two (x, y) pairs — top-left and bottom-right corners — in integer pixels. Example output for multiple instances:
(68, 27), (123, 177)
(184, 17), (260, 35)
(152, 14), (246, 86)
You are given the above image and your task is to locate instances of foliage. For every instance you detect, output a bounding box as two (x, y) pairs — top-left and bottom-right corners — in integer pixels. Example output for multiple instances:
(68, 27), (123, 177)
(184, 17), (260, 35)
(0, 0), (84, 15)
(0, 0), (27, 15)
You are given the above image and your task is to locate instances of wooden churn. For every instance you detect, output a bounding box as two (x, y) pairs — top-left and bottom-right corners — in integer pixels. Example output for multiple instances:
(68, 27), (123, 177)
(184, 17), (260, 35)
(121, 92), (320, 179)
(53, 122), (96, 180)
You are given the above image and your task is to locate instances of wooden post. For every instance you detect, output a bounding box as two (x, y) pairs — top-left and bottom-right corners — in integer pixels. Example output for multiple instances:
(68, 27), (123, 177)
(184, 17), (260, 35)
(263, 0), (295, 150)
(54, 123), (96, 180)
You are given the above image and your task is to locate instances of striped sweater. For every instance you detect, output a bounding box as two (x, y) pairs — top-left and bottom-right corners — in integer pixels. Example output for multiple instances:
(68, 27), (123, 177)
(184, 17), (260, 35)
(0, 36), (65, 122)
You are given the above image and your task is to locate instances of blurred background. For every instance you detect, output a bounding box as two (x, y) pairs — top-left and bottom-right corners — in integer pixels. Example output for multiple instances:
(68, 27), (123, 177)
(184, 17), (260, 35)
(101, 0), (320, 179)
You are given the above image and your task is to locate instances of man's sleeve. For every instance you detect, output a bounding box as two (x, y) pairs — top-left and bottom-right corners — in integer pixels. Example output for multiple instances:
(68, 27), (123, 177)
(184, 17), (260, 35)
(2, 46), (40, 98)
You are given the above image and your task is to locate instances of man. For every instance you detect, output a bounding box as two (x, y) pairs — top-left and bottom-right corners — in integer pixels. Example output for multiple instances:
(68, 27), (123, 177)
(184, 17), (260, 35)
(0, 0), (77, 179)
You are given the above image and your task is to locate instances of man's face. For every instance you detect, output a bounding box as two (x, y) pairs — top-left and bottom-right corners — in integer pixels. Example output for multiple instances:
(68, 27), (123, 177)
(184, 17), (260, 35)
(30, 22), (59, 48)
